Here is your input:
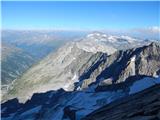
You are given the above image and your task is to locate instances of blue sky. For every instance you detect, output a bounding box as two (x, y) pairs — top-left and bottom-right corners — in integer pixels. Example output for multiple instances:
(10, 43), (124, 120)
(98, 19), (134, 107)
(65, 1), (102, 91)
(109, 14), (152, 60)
(1, 1), (159, 30)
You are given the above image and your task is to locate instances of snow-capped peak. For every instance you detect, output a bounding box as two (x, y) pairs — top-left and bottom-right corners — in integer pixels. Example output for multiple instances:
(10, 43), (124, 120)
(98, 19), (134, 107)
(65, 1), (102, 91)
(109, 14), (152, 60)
(120, 35), (137, 43)
(85, 32), (139, 44)
(86, 32), (108, 40)
(76, 32), (147, 54)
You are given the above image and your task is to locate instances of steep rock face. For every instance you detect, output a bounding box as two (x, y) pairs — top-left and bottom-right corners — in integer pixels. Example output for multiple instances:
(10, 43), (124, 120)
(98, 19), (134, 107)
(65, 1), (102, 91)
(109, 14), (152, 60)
(76, 42), (160, 89)
(136, 42), (160, 76)
(83, 85), (160, 120)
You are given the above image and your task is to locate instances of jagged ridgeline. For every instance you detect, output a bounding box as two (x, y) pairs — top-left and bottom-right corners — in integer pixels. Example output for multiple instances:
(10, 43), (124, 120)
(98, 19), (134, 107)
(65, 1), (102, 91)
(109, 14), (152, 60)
(2, 33), (160, 102)
(77, 42), (160, 90)
(1, 33), (160, 120)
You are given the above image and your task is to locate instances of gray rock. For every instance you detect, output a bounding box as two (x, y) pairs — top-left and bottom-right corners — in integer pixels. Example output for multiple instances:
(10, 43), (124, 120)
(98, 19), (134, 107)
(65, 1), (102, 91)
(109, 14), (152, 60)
(83, 85), (160, 120)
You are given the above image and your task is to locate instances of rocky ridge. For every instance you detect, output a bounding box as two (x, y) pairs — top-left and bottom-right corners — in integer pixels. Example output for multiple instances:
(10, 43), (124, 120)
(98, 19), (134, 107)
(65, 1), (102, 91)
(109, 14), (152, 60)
(75, 42), (160, 90)
(1, 76), (160, 120)
(1, 33), (160, 120)
(2, 33), (159, 103)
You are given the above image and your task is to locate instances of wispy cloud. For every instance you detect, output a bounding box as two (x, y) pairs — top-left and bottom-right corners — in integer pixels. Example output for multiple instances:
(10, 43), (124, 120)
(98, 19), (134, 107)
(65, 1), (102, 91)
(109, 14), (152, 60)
(103, 26), (160, 40)
(134, 26), (160, 34)
(130, 26), (160, 40)
(149, 26), (160, 33)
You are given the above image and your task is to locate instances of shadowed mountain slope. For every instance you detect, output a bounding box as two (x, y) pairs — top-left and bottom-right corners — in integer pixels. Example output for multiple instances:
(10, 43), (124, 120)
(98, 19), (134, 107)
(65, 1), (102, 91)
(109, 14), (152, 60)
(83, 84), (160, 120)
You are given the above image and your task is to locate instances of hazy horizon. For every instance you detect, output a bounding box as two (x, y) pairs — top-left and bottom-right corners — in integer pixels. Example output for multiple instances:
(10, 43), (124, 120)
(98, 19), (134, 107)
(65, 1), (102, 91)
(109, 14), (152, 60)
(1, 1), (160, 39)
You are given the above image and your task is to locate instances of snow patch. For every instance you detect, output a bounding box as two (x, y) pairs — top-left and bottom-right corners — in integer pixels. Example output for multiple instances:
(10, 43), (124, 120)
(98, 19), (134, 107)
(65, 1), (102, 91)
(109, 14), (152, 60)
(64, 74), (78, 91)
(131, 55), (136, 62)
(66, 91), (125, 120)
(72, 74), (78, 81)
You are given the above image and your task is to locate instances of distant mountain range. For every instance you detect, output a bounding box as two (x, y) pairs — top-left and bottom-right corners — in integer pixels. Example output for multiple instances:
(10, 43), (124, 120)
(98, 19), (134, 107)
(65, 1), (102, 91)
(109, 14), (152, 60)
(2, 30), (86, 59)
(1, 32), (160, 120)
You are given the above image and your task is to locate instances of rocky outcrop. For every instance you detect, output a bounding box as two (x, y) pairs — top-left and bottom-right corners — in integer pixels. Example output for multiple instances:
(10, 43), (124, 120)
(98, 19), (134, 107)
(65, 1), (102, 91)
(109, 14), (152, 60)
(77, 42), (160, 89)
(1, 98), (23, 118)
(83, 84), (160, 120)
(136, 42), (160, 76)
(2, 75), (160, 120)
